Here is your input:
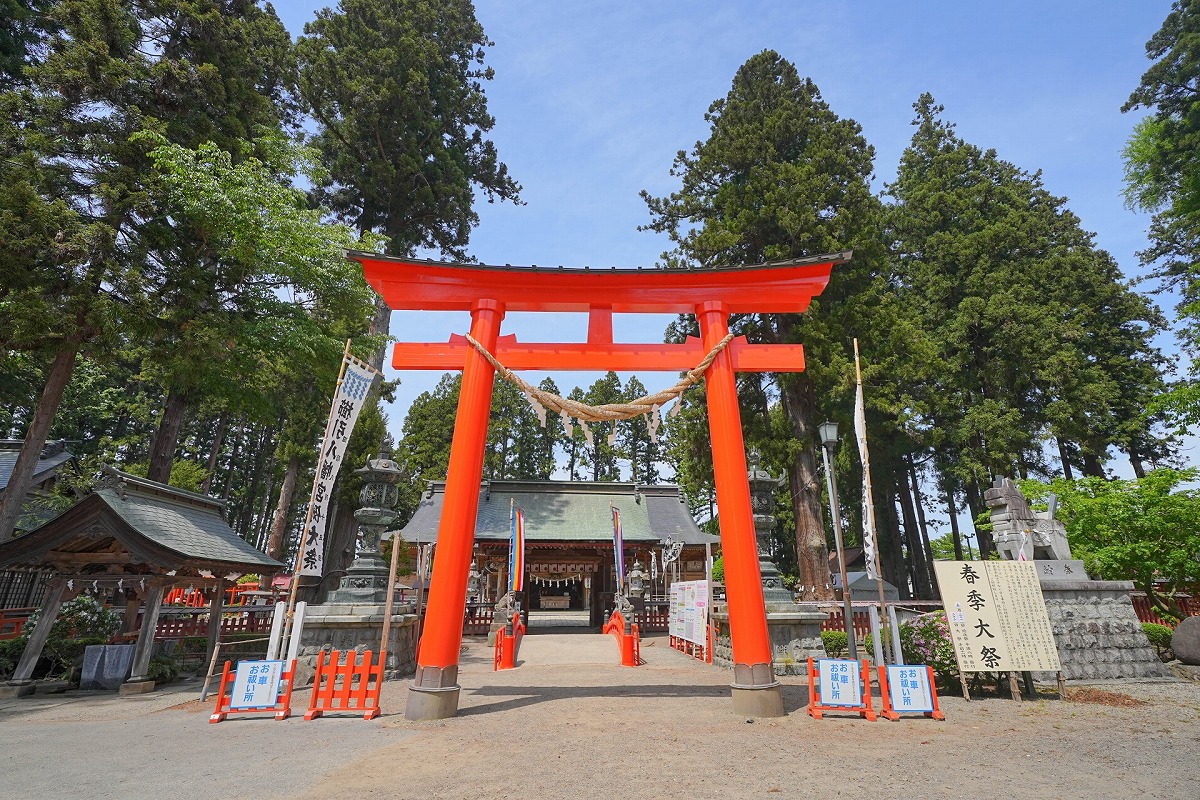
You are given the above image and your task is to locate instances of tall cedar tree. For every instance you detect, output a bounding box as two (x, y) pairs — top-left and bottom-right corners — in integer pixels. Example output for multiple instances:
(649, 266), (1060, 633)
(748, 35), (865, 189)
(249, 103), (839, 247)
(887, 95), (1171, 555)
(1122, 0), (1200, 428)
(642, 51), (884, 601)
(296, 0), (521, 255)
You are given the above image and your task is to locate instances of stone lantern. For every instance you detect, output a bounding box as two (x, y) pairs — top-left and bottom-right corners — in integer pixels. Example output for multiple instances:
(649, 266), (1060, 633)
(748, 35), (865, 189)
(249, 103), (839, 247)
(327, 443), (405, 604)
(747, 449), (793, 605)
(626, 558), (648, 600)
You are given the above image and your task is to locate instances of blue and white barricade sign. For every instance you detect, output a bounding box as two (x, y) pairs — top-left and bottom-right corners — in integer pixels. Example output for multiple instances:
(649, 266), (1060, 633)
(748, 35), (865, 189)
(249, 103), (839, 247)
(230, 660), (285, 709)
(885, 665), (933, 712)
(817, 658), (862, 707)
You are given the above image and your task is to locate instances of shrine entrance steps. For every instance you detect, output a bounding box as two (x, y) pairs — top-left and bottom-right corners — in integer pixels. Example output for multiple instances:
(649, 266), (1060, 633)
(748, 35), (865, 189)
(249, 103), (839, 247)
(525, 609), (591, 630)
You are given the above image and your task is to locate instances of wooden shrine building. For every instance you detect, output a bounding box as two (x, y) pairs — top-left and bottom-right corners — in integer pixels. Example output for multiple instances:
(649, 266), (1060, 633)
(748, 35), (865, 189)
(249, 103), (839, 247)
(0, 467), (282, 696)
(399, 479), (718, 627)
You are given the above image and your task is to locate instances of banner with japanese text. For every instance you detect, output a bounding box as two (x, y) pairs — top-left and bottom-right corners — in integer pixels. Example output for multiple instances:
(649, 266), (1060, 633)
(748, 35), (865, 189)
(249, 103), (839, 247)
(299, 355), (378, 577)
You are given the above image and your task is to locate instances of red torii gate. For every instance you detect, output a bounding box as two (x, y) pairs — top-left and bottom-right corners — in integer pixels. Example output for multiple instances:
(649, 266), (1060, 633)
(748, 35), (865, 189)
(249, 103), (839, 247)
(355, 251), (850, 720)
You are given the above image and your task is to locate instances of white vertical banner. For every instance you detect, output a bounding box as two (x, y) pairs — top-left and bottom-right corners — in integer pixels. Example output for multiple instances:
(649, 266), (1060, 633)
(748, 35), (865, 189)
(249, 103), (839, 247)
(854, 380), (879, 580)
(299, 355), (378, 577)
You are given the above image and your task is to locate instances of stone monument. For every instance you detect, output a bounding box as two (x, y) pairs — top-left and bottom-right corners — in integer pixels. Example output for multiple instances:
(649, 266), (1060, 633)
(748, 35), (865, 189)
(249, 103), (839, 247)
(297, 446), (419, 682)
(712, 451), (826, 675)
(983, 477), (1168, 680)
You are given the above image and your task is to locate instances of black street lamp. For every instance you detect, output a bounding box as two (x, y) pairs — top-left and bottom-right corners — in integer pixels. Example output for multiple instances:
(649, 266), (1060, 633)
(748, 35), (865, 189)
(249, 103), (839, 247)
(818, 421), (858, 661)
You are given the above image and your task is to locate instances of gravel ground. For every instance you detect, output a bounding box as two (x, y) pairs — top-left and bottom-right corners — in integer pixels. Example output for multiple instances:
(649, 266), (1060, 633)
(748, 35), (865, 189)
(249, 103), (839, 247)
(3, 632), (1197, 800)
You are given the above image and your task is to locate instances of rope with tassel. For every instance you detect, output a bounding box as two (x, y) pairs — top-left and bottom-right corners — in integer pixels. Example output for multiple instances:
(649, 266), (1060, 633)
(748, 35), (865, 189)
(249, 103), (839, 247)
(463, 332), (735, 446)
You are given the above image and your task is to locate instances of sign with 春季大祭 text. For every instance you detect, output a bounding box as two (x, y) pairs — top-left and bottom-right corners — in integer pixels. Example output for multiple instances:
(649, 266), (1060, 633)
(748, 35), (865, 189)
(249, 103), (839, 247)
(933, 560), (1061, 674)
(669, 580), (709, 647)
(230, 660), (284, 709)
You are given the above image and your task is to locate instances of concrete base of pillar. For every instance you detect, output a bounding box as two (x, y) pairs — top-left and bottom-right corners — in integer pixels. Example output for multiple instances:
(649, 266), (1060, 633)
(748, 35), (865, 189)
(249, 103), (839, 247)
(0, 681), (35, 698)
(118, 679), (156, 696)
(404, 684), (461, 720)
(731, 684), (786, 718)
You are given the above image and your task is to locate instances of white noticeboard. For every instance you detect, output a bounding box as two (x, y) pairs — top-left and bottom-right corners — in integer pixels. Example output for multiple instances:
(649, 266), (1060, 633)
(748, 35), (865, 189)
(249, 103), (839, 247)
(817, 658), (862, 707)
(933, 560), (1062, 674)
(669, 579), (709, 647)
(886, 665), (934, 713)
(230, 660), (285, 709)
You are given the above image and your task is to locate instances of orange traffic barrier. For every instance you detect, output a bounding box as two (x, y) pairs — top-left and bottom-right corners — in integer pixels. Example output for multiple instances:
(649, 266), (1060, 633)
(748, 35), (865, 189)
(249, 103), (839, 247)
(304, 649), (383, 721)
(806, 657), (876, 722)
(877, 664), (945, 721)
(209, 659), (296, 723)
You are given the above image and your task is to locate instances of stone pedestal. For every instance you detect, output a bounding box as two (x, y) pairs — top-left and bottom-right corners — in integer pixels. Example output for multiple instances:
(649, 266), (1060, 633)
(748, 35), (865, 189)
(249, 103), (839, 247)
(296, 601), (419, 686)
(1040, 578), (1170, 680)
(711, 602), (827, 676)
(81, 644), (135, 690)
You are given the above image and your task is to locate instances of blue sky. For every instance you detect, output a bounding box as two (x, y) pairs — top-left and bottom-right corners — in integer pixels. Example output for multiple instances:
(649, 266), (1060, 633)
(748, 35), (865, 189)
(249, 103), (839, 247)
(276, 1), (1188, 479)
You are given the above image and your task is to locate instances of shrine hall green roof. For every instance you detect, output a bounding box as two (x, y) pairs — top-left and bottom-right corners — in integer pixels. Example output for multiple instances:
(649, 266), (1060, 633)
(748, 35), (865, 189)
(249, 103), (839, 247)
(398, 480), (717, 547)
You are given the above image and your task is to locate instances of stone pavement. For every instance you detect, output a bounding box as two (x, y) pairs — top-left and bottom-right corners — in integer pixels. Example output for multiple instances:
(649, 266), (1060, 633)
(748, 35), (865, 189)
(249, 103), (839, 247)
(2, 632), (1197, 800)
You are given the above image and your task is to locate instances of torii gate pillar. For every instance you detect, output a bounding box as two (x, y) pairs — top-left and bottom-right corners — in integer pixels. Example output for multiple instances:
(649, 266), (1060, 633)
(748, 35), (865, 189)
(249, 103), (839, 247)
(355, 251), (849, 721)
(697, 301), (783, 716)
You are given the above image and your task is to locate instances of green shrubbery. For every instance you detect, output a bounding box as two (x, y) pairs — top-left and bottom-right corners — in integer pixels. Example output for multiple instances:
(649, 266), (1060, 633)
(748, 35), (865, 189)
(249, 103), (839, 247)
(1142, 622), (1174, 661)
(13, 596), (122, 681)
(821, 630), (848, 658)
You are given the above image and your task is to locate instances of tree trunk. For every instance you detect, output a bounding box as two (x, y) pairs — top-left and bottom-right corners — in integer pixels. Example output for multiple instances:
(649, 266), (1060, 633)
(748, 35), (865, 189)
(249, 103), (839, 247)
(221, 420), (244, 502)
(0, 343), (80, 540)
(1080, 451), (1105, 479)
(200, 411), (230, 494)
(265, 453), (301, 562)
(1056, 437), (1075, 481)
(897, 473), (932, 599)
(1127, 448), (1146, 479)
(907, 458), (938, 594)
(880, 487), (910, 599)
(778, 375), (832, 601)
(965, 479), (993, 560)
(945, 484), (964, 560)
(147, 387), (191, 483)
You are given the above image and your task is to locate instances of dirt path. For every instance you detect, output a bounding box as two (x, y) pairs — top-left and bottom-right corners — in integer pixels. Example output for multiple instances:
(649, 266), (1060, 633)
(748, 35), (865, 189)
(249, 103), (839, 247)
(3, 633), (1197, 800)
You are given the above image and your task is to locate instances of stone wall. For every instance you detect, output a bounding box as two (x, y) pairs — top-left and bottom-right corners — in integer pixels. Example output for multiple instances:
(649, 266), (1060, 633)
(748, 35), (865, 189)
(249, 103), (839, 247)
(295, 602), (419, 686)
(1041, 580), (1170, 680)
(711, 607), (827, 676)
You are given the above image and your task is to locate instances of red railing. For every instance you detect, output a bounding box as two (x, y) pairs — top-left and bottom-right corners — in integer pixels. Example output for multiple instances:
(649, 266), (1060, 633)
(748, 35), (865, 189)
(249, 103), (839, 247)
(602, 611), (641, 667)
(1130, 593), (1199, 628)
(635, 603), (669, 632)
(153, 607), (276, 640)
(820, 609), (873, 641)
(0, 606), (34, 640)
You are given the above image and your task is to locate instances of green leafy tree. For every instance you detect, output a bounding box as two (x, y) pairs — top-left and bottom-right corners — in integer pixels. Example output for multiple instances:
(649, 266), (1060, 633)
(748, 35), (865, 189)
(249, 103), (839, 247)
(1122, 1), (1200, 429)
(579, 372), (624, 482)
(0, 0), (300, 538)
(1022, 470), (1200, 618)
(620, 376), (662, 484)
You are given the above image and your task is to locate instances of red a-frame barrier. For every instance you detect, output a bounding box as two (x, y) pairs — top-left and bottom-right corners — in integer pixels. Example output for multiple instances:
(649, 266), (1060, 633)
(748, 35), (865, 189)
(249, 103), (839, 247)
(354, 251), (849, 720)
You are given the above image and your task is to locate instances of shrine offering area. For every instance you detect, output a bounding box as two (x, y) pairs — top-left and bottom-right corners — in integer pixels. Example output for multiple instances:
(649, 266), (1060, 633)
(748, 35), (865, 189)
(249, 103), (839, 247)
(3, 633), (1197, 800)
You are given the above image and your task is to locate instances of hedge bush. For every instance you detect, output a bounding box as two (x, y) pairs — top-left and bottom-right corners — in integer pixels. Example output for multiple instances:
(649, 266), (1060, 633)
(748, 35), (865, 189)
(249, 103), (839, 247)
(1142, 622), (1174, 661)
(821, 630), (848, 658)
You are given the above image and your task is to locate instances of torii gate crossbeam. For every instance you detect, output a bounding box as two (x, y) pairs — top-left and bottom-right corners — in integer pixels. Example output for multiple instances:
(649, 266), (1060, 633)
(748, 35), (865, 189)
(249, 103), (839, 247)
(355, 251), (849, 720)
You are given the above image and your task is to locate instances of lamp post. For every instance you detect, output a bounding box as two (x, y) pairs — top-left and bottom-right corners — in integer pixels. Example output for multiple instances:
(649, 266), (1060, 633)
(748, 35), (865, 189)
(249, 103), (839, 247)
(818, 421), (857, 661)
